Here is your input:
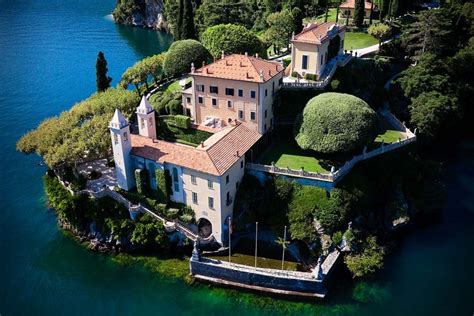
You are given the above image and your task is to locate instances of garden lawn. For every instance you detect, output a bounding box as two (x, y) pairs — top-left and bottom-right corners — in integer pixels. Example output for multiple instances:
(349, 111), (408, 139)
(259, 139), (327, 173)
(161, 77), (192, 93)
(157, 117), (212, 146)
(374, 130), (405, 144)
(208, 253), (298, 271)
(344, 32), (378, 50)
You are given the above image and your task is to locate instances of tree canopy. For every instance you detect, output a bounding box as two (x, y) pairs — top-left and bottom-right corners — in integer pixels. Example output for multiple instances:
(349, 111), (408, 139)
(294, 93), (378, 154)
(163, 40), (211, 77)
(368, 23), (392, 48)
(119, 53), (165, 93)
(17, 89), (140, 168)
(353, 0), (365, 27)
(200, 24), (267, 59)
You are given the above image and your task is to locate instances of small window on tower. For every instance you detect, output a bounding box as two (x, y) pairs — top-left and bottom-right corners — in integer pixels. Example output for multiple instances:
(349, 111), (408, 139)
(140, 119), (144, 129)
(114, 134), (118, 144)
(123, 132), (128, 142)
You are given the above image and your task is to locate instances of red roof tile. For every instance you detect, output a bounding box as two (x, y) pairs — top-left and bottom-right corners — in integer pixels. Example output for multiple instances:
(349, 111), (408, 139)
(193, 54), (284, 83)
(292, 22), (345, 44)
(339, 0), (372, 10)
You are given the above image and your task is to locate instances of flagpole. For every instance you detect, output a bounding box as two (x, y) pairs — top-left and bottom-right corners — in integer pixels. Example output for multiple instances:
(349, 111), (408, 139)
(228, 217), (232, 264)
(254, 222), (258, 268)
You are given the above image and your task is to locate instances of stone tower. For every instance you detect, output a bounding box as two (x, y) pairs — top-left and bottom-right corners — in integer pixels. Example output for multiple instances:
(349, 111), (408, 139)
(136, 96), (156, 139)
(109, 109), (135, 191)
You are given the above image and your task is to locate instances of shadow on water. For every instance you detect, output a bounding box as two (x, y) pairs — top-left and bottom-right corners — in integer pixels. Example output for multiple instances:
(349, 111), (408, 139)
(115, 23), (173, 58)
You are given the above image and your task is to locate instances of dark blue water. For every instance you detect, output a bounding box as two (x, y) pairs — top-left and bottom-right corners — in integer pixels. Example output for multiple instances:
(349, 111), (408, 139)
(1, 0), (473, 314)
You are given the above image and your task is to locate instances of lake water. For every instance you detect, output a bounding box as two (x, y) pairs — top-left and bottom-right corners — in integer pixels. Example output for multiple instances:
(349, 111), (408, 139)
(0, 0), (473, 314)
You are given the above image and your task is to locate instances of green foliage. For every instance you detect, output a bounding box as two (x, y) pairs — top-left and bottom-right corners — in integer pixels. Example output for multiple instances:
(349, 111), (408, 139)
(148, 90), (182, 115)
(174, 115), (191, 129)
(119, 53), (166, 92)
(294, 93), (378, 154)
(135, 169), (149, 195)
(17, 89), (140, 168)
(131, 214), (170, 249)
(262, 9), (296, 52)
(180, 0), (196, 40)
(332, 57), (391, 107)
(201, 24), (267, 58)
(368, 23), (392, 47)
(409, 91), (458, 139)
(344, 236), (385, 278)
(163, 40), (211, 77)
(353, 0), (365, 27)
(112, 0), (138, 24)
(332, 231), (343, 245)
(401, 9), (454, 60)
(155, 169), (168, 202)
(304, 73), (317, 81)
(96, 51), (112, 92)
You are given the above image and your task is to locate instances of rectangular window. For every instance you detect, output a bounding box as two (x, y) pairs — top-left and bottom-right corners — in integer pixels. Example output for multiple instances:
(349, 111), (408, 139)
(302, 55), (308, 70)
(265, 110), (267, 118)
(264, 124), (267, 131)
(208, 179), (213, 189)
(226, 175), (229, 184)
(212, 98), (217, 107)
(191, 175), (196, 185)
(272, 82), (275, 94)
(265, 89), (268, 97)
(174, 182), (179, 192)
(250, 111), (256, 121)
(238, 89), (243, 97)
(227, 100), (233, 108)
(192, 192), (198, 204)
(210, 86), (219, 94)
(197, 84), (204, 92)
(240, 160), (244, 168)
(238, 110), (244, 120)
(186, 97), (191, 104)
(225, 88), (234, 96)
(114, 134), (118, 145)
(198, 96), (203, 104)
(250, 90), (256, 99)
(123, 132), (128, 142)
(208, 197), (214, 209)
(321, 55), (324, 65)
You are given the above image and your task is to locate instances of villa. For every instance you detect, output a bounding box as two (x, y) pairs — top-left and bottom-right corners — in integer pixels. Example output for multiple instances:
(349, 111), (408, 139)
(338, 0), (374, 20)
(182, 53), (284, 134)
(109, 97), (261, 244)
(290, 22), (346, 79)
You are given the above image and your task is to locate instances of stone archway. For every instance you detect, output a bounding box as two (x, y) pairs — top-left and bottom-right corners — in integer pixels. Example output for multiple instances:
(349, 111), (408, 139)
(197, 218), (212, 238)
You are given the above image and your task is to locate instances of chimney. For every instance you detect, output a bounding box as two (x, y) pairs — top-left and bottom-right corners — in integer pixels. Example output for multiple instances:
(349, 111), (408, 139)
(202, 61), (205, 67)
(245, 52), (248, 57)
(221, 50), (225, 59)
(259, 70), (264, 81)
(256, 53), (259, 59)
(200, 142), (204, 148)
(268, 69), (271, 76)
(236, 150), (240, 157)
(191, 62), (195, 73)
(292, 31), (295, 40)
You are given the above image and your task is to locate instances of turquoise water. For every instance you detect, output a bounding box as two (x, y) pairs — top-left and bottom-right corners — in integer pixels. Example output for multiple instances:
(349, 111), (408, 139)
(0, 0), (473, 314)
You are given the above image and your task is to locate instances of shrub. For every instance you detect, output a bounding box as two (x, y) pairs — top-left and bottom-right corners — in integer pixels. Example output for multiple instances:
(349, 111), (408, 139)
(304, 73), (317, 81)
(344, 236), (385, 278)
(148, 90), (182, 115)
(291, 71), (299, 78)
(174, 115), (191, 129)
(135, 169), (148, 195)
(330, 79), (341, 91)
(155, 169), (168, 202)
(332, 231), (343, 245)
(163, 40), (211, 77)
(200, 24), (267, 59)
(294, 93), (378, 154)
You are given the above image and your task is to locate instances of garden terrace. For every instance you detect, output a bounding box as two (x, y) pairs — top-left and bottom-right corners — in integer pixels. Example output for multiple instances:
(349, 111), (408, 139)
(156, 116), (213, 146)
(208, 253), (298, 271)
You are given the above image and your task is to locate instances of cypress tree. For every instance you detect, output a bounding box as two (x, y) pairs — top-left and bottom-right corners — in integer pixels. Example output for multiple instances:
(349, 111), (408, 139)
(176, 0), (184, 40)
(354, 0), (365, 27)
(180, 0), (196, 39)
(389, 0), (399, 17)
(292, 7), (304, 35)
(96, 51), (112, 92)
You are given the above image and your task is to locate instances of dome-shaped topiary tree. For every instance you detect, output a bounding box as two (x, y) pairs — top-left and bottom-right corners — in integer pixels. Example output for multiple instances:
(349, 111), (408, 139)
(163, 39), (211, 78)
(294, 93), (378, 154)
(201, 24), (267, 59)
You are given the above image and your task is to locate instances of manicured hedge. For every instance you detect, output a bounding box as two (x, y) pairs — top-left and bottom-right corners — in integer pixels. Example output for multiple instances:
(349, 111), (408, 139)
(155, 169), (168, 202)
(294, 93), (378, 154)
(135, 169), (149, 195)
(163, 40), (211, 77)
(304, 73), (317, 81)
(174, 115), (191, 129)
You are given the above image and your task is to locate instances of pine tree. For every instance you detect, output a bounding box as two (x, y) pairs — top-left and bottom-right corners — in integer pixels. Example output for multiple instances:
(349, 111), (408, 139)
(96, 51), (112, 92)
(180, 0), (196, 39)
(354, 0), (365, 27)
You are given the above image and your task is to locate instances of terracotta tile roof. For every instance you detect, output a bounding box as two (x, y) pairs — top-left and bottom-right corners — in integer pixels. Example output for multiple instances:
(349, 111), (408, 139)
(193, 54), (284, 83)
(339, 0), (372, 10)
(292, 22), (345, 44)
(130, 123), (261, 176)
(199, 123), (262, 175)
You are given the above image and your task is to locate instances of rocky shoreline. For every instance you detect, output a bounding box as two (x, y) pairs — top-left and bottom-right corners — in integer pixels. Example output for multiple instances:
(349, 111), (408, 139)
(113, 0), (168, 30)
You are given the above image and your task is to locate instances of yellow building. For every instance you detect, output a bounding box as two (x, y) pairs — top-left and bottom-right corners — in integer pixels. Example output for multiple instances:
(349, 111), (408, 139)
(339, 0), (374, 20)
(290, 22), (346, 79)
(182, 53), (284, 135)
